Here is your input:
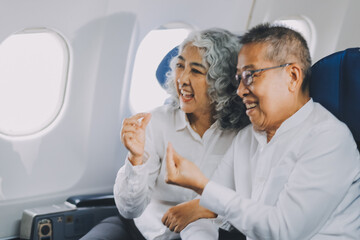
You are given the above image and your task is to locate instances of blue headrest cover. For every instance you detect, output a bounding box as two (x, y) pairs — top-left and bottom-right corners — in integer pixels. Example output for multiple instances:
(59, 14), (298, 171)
(310, 48), (360, 142)
(156, 46), (179, 89)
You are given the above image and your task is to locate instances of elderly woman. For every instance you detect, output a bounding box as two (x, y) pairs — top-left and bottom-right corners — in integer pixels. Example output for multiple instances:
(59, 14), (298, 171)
(81, 28), (249, 240)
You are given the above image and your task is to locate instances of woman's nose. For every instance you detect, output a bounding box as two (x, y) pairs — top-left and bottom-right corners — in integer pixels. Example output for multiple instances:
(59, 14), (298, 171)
(178, 70), (190, 86)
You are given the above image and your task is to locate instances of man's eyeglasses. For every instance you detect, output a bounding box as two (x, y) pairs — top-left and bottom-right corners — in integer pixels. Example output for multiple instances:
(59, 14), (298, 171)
(235, 63), (292, 86)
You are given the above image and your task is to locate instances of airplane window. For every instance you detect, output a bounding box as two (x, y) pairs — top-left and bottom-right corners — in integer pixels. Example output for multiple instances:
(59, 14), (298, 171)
(274, 16), (316, 57)
(129, 27), (191, 113)
(0, 29), (69, 136)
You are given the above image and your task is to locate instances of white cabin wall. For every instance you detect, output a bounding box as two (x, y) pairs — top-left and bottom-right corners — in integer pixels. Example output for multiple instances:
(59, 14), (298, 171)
(336, 0), (360, 51)
(0, 0), (138, 238)
(106, 0), (253, 48)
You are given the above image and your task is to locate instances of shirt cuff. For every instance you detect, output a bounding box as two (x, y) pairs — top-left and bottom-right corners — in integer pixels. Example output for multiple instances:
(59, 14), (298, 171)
(180, 219), (218, 240)
(124, 152), (150, 177)
(200, 181), (238, 216)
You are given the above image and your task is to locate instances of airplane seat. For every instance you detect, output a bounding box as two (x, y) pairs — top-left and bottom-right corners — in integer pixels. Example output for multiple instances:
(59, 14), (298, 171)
(156, 46), (179, 89)
(309, 47), (360, 151)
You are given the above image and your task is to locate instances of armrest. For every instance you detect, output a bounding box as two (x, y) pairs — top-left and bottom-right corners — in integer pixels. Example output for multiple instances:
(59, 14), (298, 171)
(21, 194), (118, 240)
(66, 193), (115, 208)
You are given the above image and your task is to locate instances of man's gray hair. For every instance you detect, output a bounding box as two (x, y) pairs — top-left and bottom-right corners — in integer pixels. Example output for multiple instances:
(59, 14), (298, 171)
(240, 23), (312, 92)
(165, 28), (249, 130)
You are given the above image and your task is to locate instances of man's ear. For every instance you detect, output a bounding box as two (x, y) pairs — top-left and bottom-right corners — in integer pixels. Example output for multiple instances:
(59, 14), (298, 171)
(287, 63), (302, 92)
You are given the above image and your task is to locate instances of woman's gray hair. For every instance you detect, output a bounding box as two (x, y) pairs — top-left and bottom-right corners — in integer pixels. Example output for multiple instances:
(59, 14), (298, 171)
(165, 28), (249, 130)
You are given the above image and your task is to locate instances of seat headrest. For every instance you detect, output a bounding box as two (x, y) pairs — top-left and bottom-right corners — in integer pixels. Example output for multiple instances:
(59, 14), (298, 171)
(155, 46), (179, 89)
(310, 48), (360, 143)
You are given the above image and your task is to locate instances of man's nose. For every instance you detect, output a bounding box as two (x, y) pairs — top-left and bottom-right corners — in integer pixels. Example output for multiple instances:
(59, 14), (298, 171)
(237, 80), (249, 98)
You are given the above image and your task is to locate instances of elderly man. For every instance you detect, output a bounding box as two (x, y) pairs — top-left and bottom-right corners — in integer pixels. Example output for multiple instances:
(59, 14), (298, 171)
(165, 23), (360, 240)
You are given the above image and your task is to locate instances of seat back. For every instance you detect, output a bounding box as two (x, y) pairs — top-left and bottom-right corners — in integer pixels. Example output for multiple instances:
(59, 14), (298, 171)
(156, 46), (179, 89)
(310, 48), (360, 150)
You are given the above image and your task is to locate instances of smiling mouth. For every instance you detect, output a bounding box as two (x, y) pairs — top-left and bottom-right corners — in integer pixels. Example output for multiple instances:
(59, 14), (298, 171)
(180, 89), (194, 101)
(245, 103), (257, 110)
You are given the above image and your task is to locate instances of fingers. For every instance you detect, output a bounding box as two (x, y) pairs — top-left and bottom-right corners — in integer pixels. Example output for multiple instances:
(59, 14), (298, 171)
(162, 211), (181, 233)
(133, 112), (151, 121)
(162, 211), (173, 230)
(161, 212), (168, 225)
(122, 113), (147, 128)
(165, 220), (182, 233)
(169, 223), (179, 232)
(165, 142), (176, 184)
(120, 113), (151, 160)
(121, 118), (140, 143)
(122, 112), (151, 128)
(141, 113), (151, 129)
(131, 112), (152, 129)
(174, 225), (183, 233)
(121, 126), (138, 145)
(121, 112), (151, 145)
(121, 124), (138, 136)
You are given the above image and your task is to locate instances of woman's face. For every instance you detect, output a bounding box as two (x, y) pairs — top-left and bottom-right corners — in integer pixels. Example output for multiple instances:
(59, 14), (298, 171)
(175, 44), (212, 116)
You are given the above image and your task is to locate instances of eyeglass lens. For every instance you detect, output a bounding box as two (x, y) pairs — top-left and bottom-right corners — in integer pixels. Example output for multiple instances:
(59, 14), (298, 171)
(235, 71), (253, 86)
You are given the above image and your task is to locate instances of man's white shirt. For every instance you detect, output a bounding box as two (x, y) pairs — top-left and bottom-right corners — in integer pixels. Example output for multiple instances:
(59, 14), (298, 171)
(182, 99), (360, 240)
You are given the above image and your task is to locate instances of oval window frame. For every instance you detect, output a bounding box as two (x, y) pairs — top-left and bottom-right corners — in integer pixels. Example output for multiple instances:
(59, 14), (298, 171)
(0, 28), (70, 137)
(129, 22), (193, 113)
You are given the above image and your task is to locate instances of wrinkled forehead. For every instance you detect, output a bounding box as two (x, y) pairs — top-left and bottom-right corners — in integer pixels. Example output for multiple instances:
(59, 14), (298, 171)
(237, 42), (271, 70)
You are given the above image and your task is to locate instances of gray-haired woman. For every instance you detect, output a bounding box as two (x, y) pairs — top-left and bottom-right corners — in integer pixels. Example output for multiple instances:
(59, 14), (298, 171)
(81, 28), (249, 240)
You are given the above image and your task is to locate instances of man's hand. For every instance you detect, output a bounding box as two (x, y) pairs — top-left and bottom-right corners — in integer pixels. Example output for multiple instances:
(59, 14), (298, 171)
(162, 199), (217, 233)
(165, 142), (209, 195)
(121, 113), (151, 166)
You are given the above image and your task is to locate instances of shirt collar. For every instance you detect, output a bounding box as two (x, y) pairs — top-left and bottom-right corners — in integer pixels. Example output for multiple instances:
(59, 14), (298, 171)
(276, 98), (314, 137)
(174, 108), (219, 133)
(253, 98), (314, 145)
(175, 108), (188, 131)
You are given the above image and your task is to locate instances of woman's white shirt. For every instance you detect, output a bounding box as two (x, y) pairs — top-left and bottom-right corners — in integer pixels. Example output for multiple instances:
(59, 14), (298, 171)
(114, 104), (237, 240)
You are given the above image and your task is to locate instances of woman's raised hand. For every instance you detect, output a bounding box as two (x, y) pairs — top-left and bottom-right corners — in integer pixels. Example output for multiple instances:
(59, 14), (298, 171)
(121, 113), (151, 166)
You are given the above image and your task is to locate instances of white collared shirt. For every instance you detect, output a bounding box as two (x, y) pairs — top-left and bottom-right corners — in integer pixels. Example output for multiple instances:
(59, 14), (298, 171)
(182, 99), (360, 240)
(113, 104), (237, 240)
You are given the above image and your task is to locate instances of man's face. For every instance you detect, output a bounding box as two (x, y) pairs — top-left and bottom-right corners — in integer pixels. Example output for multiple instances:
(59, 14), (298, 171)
(236, 43), (294, 135)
